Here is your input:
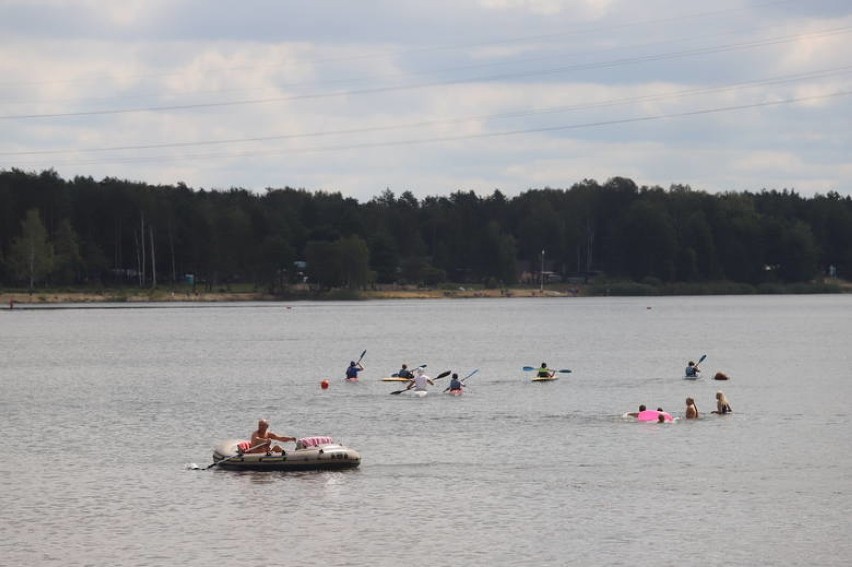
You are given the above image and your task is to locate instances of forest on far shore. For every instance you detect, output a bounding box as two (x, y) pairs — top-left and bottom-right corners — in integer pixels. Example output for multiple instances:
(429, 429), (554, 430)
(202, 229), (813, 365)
(1, 168), (850, 296)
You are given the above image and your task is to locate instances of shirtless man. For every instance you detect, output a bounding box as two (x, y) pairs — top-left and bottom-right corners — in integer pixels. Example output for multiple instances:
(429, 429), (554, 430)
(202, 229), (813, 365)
(246, 419), (296, 453)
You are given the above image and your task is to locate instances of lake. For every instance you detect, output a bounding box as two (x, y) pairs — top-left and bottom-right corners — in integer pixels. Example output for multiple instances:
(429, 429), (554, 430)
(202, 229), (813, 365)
(1, 295), (850, 566)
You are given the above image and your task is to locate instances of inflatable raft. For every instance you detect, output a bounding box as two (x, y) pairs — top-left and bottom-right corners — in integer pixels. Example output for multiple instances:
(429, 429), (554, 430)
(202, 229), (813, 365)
(636, 409), (674, 423)
(211, 437), (361, 472)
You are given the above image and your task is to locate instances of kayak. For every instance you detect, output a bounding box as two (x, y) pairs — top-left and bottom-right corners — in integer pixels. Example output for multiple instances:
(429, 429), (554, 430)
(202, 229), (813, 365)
(532, 375), (558, 382)
(448, 389), (463, 396)
(381, 377), (411, 382)
(211, 437), (361, 472)
(344, 377), (359, 383)
(683, 374), (701, 380)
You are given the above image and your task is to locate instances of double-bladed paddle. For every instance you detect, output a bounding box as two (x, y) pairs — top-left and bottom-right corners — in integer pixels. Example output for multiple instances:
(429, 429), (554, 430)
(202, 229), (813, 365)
(522, 366), (572, 373)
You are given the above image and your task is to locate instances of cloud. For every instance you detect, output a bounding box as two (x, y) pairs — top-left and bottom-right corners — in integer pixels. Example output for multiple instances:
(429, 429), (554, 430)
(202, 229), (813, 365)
(478, 0), (614, 18)
(1, 1), (851, 200)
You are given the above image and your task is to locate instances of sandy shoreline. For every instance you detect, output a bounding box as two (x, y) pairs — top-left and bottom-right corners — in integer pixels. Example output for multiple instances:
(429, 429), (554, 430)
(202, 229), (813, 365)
(1, 287), (575, 306)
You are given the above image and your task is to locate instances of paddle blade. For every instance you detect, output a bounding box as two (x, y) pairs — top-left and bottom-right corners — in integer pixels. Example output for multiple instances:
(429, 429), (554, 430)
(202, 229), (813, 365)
(435, 370), (451, 380)
(522, 366), (536, 372)
(697, 354), (706, 365)
(558, 369), (572, 373)
(463, 369), (479, 381)
(357, 349), (367, 363)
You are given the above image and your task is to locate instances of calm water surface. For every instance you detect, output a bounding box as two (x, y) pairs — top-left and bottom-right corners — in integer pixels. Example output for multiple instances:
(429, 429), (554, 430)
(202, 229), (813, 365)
(1, 295), (851, 566)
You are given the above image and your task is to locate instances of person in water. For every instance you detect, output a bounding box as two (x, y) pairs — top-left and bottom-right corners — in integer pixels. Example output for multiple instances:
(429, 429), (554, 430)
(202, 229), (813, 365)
(406, 367), (434, 391)
(245, 419), (296, 454)
(685, 361), (700, 378)
(627, 404), (647, 417)
(397, 364), (414, 379)
(448, 372), (463, 393)
(713, 391), (733, 414)
(685, 397), (699, 419)
(345, 360), (364, 381)
(536, 362), (555, 378)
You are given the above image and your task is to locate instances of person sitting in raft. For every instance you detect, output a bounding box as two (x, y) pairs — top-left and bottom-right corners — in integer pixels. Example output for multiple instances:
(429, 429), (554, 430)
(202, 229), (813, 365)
(448, 373), (463, 393)
(626, 404), (647, 417)
(405, 367), (434, 392)
(685, 361), (700, 378)
(397, 364), (414, 379)
(712, 391), (733, 414)
(685, 398), (699, 419)
(345, 360), (364, 381)
(537, 362), (555, 378)
(244, 419), (296, 454)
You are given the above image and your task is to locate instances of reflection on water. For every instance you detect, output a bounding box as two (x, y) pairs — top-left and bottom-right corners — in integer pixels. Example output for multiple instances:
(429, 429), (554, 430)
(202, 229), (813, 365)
(1, 296), (851, 566)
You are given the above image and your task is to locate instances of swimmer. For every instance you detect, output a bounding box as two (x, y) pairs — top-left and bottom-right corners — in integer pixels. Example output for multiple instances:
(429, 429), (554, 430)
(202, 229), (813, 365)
(685, 397), (699, 419)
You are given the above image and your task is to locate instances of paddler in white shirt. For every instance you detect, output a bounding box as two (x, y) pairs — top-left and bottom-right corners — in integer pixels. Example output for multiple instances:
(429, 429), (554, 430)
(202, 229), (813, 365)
(409, 367), (434, 391)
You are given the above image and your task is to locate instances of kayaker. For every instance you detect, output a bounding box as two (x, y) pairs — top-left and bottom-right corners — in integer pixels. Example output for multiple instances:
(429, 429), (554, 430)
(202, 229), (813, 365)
(685, 397), (699, 419)
(536, 362), (555, 378)
(448, 373), (463, 393)
(245, 419), (296, 454)
(406, 367), (434, 392)
(685, 361), (700, 378)
(397, 364), (414, 379)
(713, 391), (733, 414)
(345, 360), (364, 381)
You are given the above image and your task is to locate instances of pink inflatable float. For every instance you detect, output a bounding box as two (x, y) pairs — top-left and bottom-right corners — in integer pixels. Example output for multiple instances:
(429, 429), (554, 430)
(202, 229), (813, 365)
(637, 409), (674, 422)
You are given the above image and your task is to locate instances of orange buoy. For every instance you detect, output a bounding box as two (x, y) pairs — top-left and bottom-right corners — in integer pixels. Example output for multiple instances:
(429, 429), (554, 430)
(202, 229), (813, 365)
(320, 379), (330, 390)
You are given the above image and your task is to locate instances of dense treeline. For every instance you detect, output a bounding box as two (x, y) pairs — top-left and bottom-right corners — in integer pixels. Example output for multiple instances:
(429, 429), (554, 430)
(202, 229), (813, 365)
(1, 168), (850, 292)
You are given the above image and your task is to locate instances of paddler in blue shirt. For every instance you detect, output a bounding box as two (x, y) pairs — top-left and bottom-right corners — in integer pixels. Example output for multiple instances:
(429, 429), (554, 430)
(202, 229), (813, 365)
(448, 373), (463, 393)
(345, 360), (364, 381)
(685, 361), (700, 378)
(397, 364), (414, 379)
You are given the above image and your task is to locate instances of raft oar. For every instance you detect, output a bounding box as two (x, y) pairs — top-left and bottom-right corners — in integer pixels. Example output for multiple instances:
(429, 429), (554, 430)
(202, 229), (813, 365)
(202, 442), (268, 470)
(390, 370), (450, 394)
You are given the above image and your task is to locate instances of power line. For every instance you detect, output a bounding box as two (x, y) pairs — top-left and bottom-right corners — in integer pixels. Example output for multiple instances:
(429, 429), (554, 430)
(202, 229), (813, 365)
(7, 90), (849, 169)
(3, 25), (849, 121)
(3, 65), (850, 157)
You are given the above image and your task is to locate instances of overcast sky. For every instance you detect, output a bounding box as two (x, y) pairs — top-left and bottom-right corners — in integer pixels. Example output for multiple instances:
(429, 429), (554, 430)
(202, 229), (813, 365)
(1, 0), (850, 202)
